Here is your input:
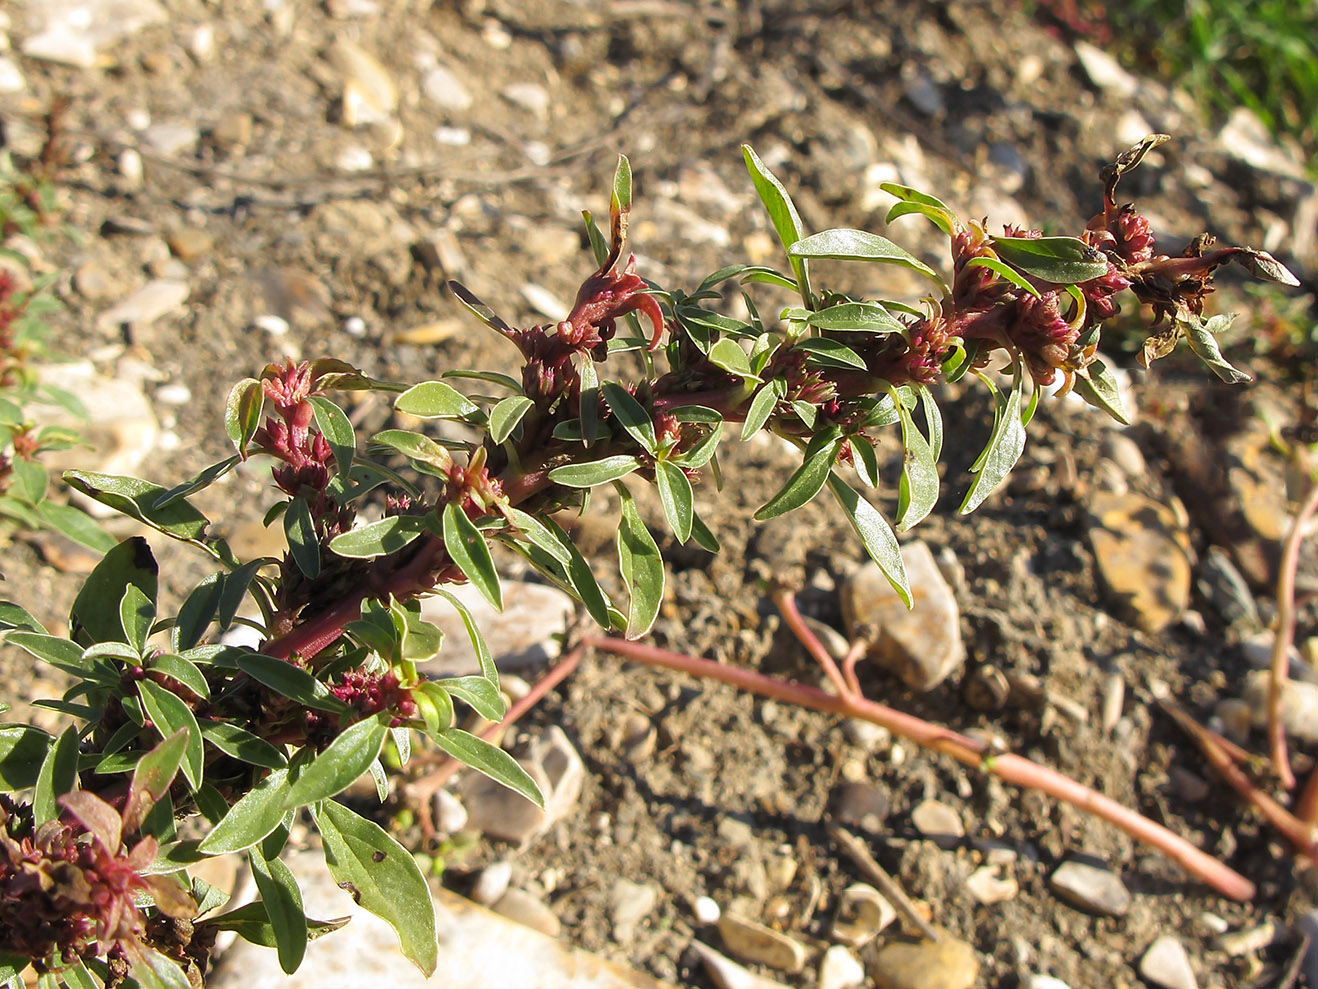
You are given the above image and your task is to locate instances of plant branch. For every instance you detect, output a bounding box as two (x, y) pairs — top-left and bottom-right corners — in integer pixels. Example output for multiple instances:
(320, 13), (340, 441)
(1269, 477), (1318, 788)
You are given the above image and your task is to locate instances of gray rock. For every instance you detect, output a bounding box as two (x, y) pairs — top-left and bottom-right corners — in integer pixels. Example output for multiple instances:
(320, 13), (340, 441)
(142, 122), (199, 157)
(459, 726), (583, 845)
(1240, 629), (1302, 671)
(1049, 858), (1130, 917)
(492, 888), (560, 938)
(32, 362), (158, 479)
(422, 65), (473, 112)
(717, 912), (807, 973)
(690, 941), (794, 989)
(1242, 670), (1318, 741)
(609, 878), (657, 941)
(22, 0), (166, 67)
(501, 82), (550, 118)
(964, 865), (1017, 905)
(472, 861), (513, 906)
(418, 580), (573, 675)
(1100, 433), (1146, 478)
(829, 883), (895, 947)
(911, 799), (964, 848)
(1074, 40), (1138, 98)
(73, 261), (115, 302)
(433, 788), (467, 835)
(1138, 935), (1198, 989)
(818, 945), (865, 989)
(97, 279), (189, 333)
(829, 781), (890, 834)
(1197, 546), (1260, 627)
(841, 541), (964, 690)
(903, 73), (944, 117)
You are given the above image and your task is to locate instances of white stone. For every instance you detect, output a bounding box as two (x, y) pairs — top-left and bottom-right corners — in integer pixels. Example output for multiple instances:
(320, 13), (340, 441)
(118, 149), (143, 186)
(817, 945), (865, 989)
(520, 282), (567, 320)
(608, 878), (657, 941)
(22, 0), (166, 67)
(717, 913), (806, 972)
(1139, 935), (1198, 989)
(689, 941), (794, 989)
(432, 788), (467, 835)
(153, 383), (192, 405)
(335, 146), (374, 172)
(254, 313), (290, 336)
(1026, 978), (1071, 989)
(829, 883), (895, 947)
(1074, 40), (1138, 98)
(422, 65), (472, 112)
(471, 861), (513, 906)
(142, 122), (199, 157)
(434, 126), (472, 146)
(0, 57), (24, 93)
(328, 39), (396, 126)
(501, 82), (550, 117)
(97, 279), (189, 332)
(964, 865), (1018, 905)
(343, 316), (367, 337)
(693, 896), (720, 924)
(186, 23), (214, 61)
(1049, 859), (1130, 917)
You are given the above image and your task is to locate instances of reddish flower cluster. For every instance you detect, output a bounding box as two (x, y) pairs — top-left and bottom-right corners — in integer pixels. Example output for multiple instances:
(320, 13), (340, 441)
(330, 670), (418, 725)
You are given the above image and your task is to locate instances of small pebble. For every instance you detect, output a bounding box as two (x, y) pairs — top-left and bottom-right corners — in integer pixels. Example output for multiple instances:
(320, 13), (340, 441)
(818, 945), (865, 989)
(343, 315), (367, 337)
(471, 860), (512, 906)
(154, 383), (192, 405)
(717, 912), (807, 973)
(432, 788), (467, 834)
(254, 314), (290, 336)
(911, 799), (964, 848)
(1197, 912), (1230, 936)
(491, 888), (559, 937)
(1026, 977), (1071, 989)
(1101, 673), (1124, 733)
(830, 883), (895, 947)
(1215, 922), (1282, 957)
(964, 865), (1018, 905)
(1138, 935), (1197, 989)
(870, 931), (979, 989)
(1049, 858), (1130, 917)
(829, 781), (890, 834)
(693, 895), (720, 924)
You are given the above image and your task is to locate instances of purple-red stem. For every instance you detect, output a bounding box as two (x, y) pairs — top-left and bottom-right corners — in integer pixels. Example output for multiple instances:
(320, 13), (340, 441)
(1269, 477), (1318, 790)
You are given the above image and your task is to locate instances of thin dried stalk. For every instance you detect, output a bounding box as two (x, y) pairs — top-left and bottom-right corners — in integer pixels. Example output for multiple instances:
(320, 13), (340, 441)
(1269, 477), (1318, 789)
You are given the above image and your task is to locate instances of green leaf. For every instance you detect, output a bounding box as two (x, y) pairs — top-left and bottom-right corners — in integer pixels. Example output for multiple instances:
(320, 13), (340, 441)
(446, 281), (516, 336)
(33, 726), (79, 827)
(124, 729), (189, 832)
(0, 724), (51, 788)
(199, 768), (291, 854)
(742, 144), (810, 302)
(601, 382), (657, 455)
(234, 654), (348, 713)
(63, 471), (213, 546)
(152, 456), (241, 510)
(0, 952), (25, 987)
(1072, 358), (1131, 425)
(547, 455), (641, 487)
(203, 902), (347, 948)
(6, 630), (96, 677)
(543, 516), (612, 627)
(149, 654), (211, 699)
(312, 800), (439, 977)
(171, 573), (223, 652)
(369, 429), (453, 472)
(960, 373), (1029, 514)
(119, 584), (154, 654)
(1181, 313), (1252, 384)
(329, 514), (426, 559)
(0, 600), (46, 633)
(70, 536), (158, 646)
(488, 395), (534, 444)
(879, 182), (957, 236)
(671, 421), (722, 469)
(224, 378), (264, 456)
(433, 728), (543, 807)
(434, 588), (498, 685)
(283, 498), (321, 579)
(248, 844), (310, 974)
(200, 719), (288, 769)
(441, 502), (502, 610)
(611, 153), (632, 217)
(991, 235), (1109, 284)
(285, 716), (387, 808)
(797, 338), (867, 370)
(310, 396), (357, 478)
(218, 560), (266, 630)
(915, 383), (943, 461)
(615, 486), (663, 639)
(850, 433), (879, 488)
(891, 386), (939, 530)
(826, 474), (911, 607)
(655, 460), (694, 543)
(806, 301), (908, 334)
(582, 209), (610, 267)
(964, 255), (1043, 298)
(35, 500), (115, 553)
(439, 675), (506, 722)
(788, 228), (945, 290)
(754, 427), (843, 520)
(395, 381), (482, 421)
(707, 338), (759, 381)
(138, 679), (203, 789)
(130, 951), (192, 989)
(55, 960), (98, 989)
(10, 456), (47, 505)
(741, 378), (786, 440)
(577, 354), (601, 446)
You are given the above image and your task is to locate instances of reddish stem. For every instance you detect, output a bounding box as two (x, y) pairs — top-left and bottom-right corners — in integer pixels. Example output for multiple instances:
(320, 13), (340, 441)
(1268, 477), (1318, 789)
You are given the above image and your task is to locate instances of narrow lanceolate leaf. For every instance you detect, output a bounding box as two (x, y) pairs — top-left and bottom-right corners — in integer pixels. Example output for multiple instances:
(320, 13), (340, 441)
(198, 768), (290, 855)
(960, 373), (1029, 514)
(446, 280), (516, 336)
(0, 600), (46, 633)
(1181, 313), (1252, 384)
(235, 654), (347, 713)
(533, 517), (613, 629)
(36, 501), (118, 553)
(203, 902), (348, 948)
(488, 395), (535, 445)
(806, 301), (907, 334)
(284, 716), (387, 809)
(313, 800), (439, 977)
(224, 377), (264, 456)
(433, 728), (543, 807)
(248, 846), (308, 975)
(964, 256), (1042, 298)
(218, 559), (266, 630)
(915, 383), (944, 461)
(33, 726), (79, 827)
(755, 427), (844, 521)
(149, 654), (211, 699)
(441, 502), (502, 610)
(891, 388), (939, 530)
(826, 474), (911, 608)
(131, 950), (193, 989)
(123, 729), (189, 832)
(369, 429), (453, 473)
(991, 235), (1109, 284)
(601, 382), (657, 455)
(6, 630), (96, 678)
(707, 338), (759, 381)
(1072, 357), (1131, 425)
(742, 378), (786, 440)
(329, 515), (426, 559)
(152, 456), (241, 510)
(615, 486), (664, 639)
(283, 498), (321, 579)
(64, 472), (211, 545)
(138, 680), (203, 789)
(788, 228), (944, 290)
(654, 460), (694, 543)
(310, 396), (357, 477)
(435, 588), (498, 685)
(611, 153), (632, 217)
(172, 573), (223, 652)
(199, 719), (287, 769)
(796, 338), (867, 370)
(548, 455), (641, 488)
(0, 724), (51, 789)
(742, 144), (811, 302)
(439, 675), (506, 722)
(880, 182), (958, 236)
(395, 381), (482, 421)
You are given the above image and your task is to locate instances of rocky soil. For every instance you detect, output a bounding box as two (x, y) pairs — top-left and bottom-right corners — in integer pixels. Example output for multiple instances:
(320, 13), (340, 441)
(4, 0), (1318, 987)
